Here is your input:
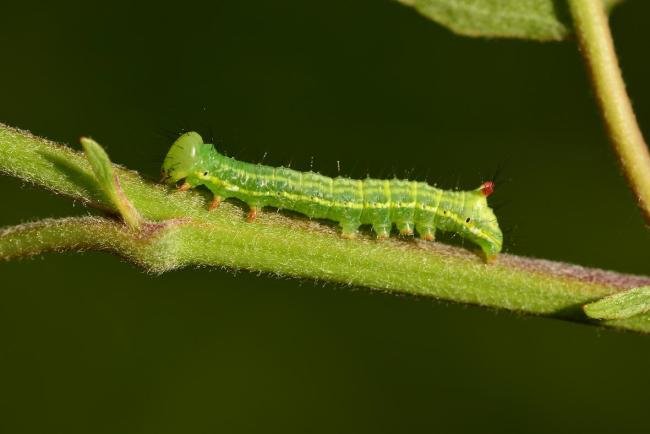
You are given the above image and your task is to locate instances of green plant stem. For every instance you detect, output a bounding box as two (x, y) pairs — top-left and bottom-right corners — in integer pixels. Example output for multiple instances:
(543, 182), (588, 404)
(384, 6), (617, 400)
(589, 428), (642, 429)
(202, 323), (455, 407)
(1, 123), (650, 332)
(3, 215), (650, 332)
(569, 0), (650, 225)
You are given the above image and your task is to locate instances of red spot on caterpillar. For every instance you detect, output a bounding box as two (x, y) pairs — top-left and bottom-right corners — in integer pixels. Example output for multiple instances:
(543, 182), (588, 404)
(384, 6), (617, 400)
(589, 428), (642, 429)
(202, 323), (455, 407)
(480, 181), (495, 197)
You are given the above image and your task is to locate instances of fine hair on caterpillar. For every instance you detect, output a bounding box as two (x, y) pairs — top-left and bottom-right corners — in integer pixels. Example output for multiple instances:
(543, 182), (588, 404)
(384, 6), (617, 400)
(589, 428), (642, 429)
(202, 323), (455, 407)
(161, 132), (503, 259)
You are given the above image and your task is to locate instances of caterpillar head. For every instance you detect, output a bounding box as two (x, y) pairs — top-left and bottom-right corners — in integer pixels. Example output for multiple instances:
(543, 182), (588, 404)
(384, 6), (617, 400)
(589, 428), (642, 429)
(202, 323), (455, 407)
(460, 181), (503, 259)
(161, 132), (210, 185)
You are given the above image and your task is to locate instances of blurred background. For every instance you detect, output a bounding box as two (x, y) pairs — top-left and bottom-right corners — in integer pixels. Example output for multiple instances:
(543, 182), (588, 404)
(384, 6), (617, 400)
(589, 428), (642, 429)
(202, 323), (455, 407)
(1, 1), (649, 432)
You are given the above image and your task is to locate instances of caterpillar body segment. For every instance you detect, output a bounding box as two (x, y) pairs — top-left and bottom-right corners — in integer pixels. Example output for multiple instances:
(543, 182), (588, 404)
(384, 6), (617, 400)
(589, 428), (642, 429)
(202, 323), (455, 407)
(161, 132), (503, 258)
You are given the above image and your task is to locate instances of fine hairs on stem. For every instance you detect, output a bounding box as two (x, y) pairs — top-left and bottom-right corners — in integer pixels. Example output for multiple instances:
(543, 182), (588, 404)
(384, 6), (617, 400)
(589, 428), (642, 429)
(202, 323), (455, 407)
(1, 124), (650, 333)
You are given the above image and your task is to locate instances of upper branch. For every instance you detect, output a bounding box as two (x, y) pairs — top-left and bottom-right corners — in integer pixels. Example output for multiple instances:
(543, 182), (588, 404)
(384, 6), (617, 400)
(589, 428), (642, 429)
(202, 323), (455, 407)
(569, 0), (650, 225)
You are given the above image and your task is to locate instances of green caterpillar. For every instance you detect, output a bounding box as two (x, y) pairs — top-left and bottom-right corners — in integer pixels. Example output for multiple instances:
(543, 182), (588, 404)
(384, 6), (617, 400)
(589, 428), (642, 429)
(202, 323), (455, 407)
(161, 132), (503, 258)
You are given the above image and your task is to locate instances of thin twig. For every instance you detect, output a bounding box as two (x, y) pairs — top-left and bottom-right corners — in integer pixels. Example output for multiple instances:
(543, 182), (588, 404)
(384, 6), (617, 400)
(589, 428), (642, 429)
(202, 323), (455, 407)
(569, 0), (650, 225)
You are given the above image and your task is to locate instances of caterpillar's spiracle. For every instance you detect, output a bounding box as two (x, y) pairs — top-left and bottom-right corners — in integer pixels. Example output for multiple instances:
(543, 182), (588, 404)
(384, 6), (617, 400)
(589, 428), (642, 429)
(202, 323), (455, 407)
(161, 132), (503, 258)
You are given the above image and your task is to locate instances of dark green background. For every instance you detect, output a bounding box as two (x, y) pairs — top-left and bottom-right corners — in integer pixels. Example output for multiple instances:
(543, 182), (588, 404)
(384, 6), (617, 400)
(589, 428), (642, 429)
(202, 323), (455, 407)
(1, 1), (649, 432)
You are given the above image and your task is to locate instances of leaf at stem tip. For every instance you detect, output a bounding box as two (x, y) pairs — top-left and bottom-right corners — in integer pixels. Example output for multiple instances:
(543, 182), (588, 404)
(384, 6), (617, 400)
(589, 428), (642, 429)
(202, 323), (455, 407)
(395, 0), (623, 41)
(584, 286), (650, 320)
(80, 137), (142, 230)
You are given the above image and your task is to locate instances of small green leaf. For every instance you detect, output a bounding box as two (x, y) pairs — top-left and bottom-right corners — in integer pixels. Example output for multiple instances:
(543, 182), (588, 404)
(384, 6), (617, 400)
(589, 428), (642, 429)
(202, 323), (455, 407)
(584, 286), (650, 320)
(81, 137), (142, 229)
(395, 0), (623, 41)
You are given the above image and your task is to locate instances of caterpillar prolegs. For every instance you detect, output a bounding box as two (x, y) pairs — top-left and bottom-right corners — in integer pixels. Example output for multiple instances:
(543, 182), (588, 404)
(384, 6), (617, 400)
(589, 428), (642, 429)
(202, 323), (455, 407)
(161, 132), (503, 258)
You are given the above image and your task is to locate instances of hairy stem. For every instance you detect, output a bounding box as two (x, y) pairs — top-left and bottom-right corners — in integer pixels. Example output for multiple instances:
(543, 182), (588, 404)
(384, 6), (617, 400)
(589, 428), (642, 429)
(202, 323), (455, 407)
(1, 123), (650, 332)
(569, 0), (650, 225)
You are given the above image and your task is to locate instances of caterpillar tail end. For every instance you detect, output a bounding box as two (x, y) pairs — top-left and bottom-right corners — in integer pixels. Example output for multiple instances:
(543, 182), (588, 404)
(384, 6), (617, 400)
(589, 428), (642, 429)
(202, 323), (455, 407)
(478, 244), (500, 263)
(483, 254), (498, 264)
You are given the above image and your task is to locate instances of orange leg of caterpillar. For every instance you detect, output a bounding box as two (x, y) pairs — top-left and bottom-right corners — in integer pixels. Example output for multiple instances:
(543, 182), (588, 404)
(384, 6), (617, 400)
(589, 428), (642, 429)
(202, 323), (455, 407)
(372, 223), (391, 240)
(246, 207), (259, 222)
(397, 222), (414, 236)
(421, 233), (435, 241)
(178, 182), (191, 191)
(420, 229), (435, 241)
(208, 196), (222, 211)
(340, 222), (360, 239)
